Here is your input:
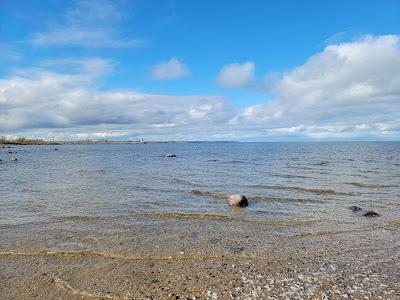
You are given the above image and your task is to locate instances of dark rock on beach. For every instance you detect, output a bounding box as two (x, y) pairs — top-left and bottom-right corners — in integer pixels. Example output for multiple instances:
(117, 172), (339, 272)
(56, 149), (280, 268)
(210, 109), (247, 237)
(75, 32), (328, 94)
(228, 194), (248, 207)
(363, 211), (380, 217)
(349, 206), (362, 212)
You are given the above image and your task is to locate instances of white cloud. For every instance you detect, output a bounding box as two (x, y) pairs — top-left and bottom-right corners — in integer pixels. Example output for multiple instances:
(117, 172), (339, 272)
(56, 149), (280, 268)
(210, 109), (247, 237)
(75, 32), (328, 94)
(30, 0), (144, 48)
(31, 28), (145, 48)
(41, 57), (115, 77)
(73, 131), (129, 139)
(235, 35), (400, 139)
(0, 62), (233, 139)
(216, 62), (255, 88)
(151, 58), (190, 80)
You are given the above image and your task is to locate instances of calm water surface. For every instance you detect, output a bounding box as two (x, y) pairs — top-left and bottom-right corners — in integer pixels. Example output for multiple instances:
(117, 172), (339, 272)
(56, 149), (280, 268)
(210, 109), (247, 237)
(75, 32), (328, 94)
(1, 142), (399, 257)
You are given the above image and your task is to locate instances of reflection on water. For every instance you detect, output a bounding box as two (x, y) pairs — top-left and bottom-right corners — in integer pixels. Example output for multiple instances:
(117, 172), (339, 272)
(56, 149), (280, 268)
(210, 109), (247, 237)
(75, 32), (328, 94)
(1, 142), (399, 257)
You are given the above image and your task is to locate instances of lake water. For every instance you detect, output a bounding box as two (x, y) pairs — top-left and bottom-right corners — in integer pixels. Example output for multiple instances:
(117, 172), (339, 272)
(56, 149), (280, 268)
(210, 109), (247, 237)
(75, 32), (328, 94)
(1, 142), (399, 299)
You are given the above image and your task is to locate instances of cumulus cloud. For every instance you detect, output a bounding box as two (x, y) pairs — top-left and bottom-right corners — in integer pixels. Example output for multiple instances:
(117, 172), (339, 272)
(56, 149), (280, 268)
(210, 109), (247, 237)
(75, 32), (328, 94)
(235, 35), (400, 139)
(216, 62), (255, 88)
(30, 0), (144, 48)
(150, 58), (190, 80)
(0, 61), (233, 139)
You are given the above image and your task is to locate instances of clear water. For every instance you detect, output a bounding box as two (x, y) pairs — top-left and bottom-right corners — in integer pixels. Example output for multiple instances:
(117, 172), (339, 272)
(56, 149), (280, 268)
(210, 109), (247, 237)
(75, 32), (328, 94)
(1, 142), (399, 257)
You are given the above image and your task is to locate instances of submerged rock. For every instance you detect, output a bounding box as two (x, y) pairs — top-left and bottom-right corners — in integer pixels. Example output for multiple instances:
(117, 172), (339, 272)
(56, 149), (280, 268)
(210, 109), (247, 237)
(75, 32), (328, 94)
(363, 211), (380, 217)
(228, 194), (248, 207)
(349, 206), (362, 212)
(54, 148), (58, 151)
(164, 153), (176, 158)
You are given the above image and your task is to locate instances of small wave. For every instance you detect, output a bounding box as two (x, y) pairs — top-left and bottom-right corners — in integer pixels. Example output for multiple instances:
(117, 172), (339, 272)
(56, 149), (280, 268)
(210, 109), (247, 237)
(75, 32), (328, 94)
(155, 212), (233, 220)
(292, 229), (358, 238)
(57, 215), (100, 222)
(245, 184), (349, 196)
(310, 161), (330, 166)
(249, 195), (322, 203)
(0, 249), (256, 261)
(220, 160), (246, 164)
(54, 276), (128, 300)
(273, 173), (313, 179)
(21, 187), (41, 193)
(191, 190), (228, 199)
(346, 182), (393, 188)
(173, 178), (199, 186)
(154, 212), (314, 226)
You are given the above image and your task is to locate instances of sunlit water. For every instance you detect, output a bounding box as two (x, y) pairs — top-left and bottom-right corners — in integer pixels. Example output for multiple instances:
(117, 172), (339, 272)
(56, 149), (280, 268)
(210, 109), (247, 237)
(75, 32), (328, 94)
(1, 142), (399, 257)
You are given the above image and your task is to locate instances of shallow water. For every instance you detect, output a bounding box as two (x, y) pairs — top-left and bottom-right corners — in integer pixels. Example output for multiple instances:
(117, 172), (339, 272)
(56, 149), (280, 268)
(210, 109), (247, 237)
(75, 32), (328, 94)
(1, 142), (399, 299)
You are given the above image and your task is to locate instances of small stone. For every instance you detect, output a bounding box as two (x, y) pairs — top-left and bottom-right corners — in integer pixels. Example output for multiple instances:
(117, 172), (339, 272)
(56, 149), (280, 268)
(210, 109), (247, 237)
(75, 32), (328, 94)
(363, 211), (380, 217)
(349, 206), (362, 212)
(164, 153), (176, 158)
(228, 194), (248, 207)
(11, 157), (17, 161)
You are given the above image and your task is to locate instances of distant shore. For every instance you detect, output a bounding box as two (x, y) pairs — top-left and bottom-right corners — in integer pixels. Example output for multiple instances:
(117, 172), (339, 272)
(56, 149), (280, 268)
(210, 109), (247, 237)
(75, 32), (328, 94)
(0, 138), (236, 145)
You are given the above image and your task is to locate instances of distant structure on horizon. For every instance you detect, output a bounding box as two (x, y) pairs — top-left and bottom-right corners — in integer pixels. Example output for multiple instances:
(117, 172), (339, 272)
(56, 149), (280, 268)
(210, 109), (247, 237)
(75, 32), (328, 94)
(140, 137), (144, 144)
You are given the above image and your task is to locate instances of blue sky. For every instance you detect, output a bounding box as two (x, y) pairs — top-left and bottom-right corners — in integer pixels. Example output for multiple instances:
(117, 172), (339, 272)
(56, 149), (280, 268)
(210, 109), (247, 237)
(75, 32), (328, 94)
(1, 0), (400, 141)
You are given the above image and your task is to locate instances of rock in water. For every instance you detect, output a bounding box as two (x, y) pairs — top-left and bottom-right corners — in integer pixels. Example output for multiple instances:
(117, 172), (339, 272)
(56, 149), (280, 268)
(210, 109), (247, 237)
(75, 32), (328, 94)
(349, 206), (362, 212)
(164, 153), (176, 158)
(363, 211), (380, 217)
(228, 194), (248, 207)
(11, 157), (17, 161)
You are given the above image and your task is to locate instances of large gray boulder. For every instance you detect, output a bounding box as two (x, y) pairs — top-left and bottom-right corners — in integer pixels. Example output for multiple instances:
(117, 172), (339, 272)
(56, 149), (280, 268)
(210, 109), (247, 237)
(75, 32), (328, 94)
(228, 194), (248, 207)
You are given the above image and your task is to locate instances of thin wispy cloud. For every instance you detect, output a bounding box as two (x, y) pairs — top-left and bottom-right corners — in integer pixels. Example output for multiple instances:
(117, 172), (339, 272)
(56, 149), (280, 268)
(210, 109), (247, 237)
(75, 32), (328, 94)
(0, 43), (22, 62)
(30, 0), (145, 48)
(150, 58), (191, 80)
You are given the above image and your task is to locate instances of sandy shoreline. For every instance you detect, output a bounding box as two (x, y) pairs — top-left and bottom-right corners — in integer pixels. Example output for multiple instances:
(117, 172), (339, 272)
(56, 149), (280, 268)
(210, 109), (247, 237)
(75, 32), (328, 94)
(1, 228), (399, 299)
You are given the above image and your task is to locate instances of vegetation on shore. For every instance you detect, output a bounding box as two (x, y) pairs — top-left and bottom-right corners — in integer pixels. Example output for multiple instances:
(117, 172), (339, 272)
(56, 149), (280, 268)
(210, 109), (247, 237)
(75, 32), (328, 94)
(1, 137), (48, 145)
(0, 137), (145, 145)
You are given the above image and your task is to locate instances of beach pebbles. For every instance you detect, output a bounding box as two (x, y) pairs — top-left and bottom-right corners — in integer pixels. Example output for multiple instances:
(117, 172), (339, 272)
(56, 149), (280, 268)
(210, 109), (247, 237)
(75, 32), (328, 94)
(228, 194), (248, 207)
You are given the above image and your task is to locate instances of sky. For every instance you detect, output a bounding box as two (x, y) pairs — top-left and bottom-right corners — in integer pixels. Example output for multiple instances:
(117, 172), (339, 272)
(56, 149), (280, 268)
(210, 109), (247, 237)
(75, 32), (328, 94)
(0, 0), (400, 141)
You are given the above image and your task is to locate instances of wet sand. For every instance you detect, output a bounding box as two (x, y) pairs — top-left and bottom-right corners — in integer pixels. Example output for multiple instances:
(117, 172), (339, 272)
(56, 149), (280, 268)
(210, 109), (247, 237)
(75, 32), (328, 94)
(1, 218), (399, 299)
